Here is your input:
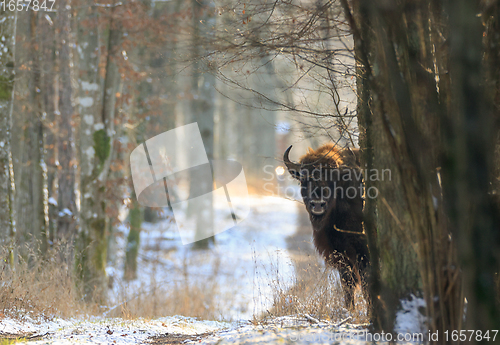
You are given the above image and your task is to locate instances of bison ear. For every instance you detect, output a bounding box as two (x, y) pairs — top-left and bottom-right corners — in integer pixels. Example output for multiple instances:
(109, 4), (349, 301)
(288, 167), (302, 180)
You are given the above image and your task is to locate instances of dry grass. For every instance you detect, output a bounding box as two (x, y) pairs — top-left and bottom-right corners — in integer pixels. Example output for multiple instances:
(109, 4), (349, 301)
(0, 243), (95, 320)
(111, 201), (370, 323)
(0, 201), (370, 324)
(0, 247), (368, 324)
(0, 241), (231, 322)
(107, 252), (232, 321)
(260, 254), (370, 324)
(109, 282), (224, 321)
(259, 204), (370, 324)
(109, 277), (225, 321)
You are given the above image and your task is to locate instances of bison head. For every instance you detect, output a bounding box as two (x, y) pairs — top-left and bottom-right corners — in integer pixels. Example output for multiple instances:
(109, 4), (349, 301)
(284, 145), (363, 228)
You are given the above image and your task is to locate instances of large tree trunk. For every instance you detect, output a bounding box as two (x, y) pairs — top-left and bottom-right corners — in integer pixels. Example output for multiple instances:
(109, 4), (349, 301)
(486, 3), (500, 207)
(343, 0), (424, 330)
(445, 0), (500, 333)
(343, 0), (500, 338)
(342, 0), (471, 337)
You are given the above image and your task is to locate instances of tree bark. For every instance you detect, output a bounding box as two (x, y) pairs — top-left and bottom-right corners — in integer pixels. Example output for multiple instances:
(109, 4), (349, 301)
(342, 0), (469, 337)
(190, 0), (216, 249)
(0, 6), (17, 261)
(76, 1), (122, 301)
(39, 12), (58, 247)
(56, 0), (77, 240)
(124, 193), (141, 280)
(445, 0), (500, 333)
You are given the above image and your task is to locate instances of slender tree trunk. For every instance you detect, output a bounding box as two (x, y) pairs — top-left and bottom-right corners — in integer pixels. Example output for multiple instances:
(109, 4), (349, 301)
(11, 11), (30, 249)
(0, 6), (17, 260)
(40, 12), (58, 247)
(14, 11), (47, 252)
(344, 0), (386, 330)
(30, 11), (49, 253)
(191, 0), (215, 249)
(124, 192), (141, 280)
(56, 0), (77, 240)
(76, 3), (122, 301)
(251, 54), (277, 189)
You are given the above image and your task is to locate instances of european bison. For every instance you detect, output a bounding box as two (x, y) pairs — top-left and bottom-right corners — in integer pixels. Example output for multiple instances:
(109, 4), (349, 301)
(283, 143), (370, 309)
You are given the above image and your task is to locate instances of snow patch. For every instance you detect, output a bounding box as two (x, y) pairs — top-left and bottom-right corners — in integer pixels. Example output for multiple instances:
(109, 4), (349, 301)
(108, 195), (300, 321)
(394, 294), (427, 335)
(0, 316), (229, 345)
(58, 208), (73, 217)
(192, 316), (372, 345)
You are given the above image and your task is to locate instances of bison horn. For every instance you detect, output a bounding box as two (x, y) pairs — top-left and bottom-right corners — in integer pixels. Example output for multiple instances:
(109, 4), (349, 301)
(283, 145), (302, 179)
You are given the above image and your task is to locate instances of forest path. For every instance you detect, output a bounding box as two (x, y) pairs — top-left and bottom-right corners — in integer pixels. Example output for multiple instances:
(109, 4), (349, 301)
(0, 315), (378, 345)
(0, 197), (381, 344)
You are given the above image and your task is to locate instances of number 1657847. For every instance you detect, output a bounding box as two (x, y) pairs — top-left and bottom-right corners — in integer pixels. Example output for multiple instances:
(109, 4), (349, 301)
(0, 0), (56, 12)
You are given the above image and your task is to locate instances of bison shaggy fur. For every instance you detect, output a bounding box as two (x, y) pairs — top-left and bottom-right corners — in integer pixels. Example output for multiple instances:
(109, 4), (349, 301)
(284, 143), (370, 309)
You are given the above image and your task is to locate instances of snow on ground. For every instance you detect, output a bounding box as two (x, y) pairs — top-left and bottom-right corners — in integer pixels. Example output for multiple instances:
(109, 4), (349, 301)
(188, 316), (427, 344)
(0, 316), (229, 344)
(0, 315), (427, 344)
(394, 295), (427, 335)
(110, 195), (302, 321)
(0, 195), (428, 344)
(191, 316), (374, 345)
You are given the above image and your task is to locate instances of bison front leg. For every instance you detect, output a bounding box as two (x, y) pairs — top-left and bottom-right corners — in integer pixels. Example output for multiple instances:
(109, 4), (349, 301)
(339, 266), (356, 310)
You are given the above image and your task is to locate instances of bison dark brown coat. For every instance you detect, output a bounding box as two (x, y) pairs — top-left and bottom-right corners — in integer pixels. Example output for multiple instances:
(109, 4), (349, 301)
(284, 143), (370, 309)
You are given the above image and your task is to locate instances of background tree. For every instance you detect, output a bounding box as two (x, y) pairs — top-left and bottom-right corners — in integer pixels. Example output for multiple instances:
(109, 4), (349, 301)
(55, 0), (77, 239)
(0, 6), (17, 262)
(190, 0), (216, 249)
